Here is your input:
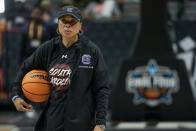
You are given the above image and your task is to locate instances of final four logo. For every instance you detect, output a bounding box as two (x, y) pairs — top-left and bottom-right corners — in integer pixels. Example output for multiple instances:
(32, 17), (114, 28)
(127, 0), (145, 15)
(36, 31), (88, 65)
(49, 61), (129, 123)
(126, 59), (179, 107)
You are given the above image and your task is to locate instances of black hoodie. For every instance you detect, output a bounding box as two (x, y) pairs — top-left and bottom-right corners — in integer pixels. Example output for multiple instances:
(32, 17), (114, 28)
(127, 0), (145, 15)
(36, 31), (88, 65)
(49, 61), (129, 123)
(11, 35), (110, 131)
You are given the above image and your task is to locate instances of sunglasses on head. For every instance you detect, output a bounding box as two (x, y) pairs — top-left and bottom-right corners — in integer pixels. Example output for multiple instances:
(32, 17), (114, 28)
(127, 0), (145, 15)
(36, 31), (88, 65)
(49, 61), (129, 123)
(60, 18), (79, 26)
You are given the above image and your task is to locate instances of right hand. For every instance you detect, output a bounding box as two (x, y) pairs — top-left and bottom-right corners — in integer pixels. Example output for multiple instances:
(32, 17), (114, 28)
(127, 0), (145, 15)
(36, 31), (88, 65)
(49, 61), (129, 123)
(13, 98), (33, 112)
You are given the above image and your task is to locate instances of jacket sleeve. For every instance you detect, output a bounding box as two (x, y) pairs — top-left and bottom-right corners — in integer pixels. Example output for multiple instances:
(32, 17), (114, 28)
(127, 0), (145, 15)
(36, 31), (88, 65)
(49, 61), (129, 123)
(10, 43), (48, 99)
(92, 47), (110, 126)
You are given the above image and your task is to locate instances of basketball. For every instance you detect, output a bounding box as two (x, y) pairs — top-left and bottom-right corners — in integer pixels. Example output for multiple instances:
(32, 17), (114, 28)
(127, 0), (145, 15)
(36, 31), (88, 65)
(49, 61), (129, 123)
(22, 70), (50, 103)
(143, 89), (161, 100)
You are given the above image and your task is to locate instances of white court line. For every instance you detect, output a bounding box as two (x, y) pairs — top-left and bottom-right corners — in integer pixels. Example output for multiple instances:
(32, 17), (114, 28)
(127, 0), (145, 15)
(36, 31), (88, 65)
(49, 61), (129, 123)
(116, 122), (146, 129)
(0, 125), (19, 131)
(111, 122), (196, 129)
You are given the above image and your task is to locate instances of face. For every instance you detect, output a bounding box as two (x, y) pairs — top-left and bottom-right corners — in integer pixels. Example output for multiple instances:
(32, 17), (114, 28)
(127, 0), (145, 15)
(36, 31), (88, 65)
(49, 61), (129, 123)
(58, 15), (82, 38)
(31, 8), (43, 22)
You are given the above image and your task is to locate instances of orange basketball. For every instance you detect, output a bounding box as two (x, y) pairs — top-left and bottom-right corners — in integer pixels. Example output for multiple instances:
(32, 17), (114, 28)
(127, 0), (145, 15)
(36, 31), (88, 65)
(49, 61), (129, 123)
(22, 70), (50, 103)
(143, 89), (161, 100)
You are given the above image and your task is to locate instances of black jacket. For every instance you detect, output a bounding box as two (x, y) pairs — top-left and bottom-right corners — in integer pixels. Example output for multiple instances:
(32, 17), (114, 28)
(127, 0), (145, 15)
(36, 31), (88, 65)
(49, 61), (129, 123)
(11, 35), (110, 131)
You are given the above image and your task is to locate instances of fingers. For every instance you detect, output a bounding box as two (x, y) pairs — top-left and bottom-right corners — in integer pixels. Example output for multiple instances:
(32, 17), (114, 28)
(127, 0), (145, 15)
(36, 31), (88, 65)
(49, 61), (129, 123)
(14, 98), (33, 112)
(17, 104), (33, 112)
(21, 101), (33, 110)
(19, 101), (33, 112)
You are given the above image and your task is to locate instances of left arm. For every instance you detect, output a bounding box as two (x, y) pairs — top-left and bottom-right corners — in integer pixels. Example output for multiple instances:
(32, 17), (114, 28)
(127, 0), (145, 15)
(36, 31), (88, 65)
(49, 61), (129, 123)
(92, 47), (110, 130)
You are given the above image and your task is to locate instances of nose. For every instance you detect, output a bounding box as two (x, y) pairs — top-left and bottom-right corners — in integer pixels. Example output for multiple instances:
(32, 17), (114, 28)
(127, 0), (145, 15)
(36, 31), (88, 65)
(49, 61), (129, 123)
(65, 24), (71, 28)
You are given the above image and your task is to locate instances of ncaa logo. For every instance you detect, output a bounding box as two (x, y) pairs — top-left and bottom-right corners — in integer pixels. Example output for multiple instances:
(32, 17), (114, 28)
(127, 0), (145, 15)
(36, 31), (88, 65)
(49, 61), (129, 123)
(82, 54), (91, 65)
(126, 59), (179, 107)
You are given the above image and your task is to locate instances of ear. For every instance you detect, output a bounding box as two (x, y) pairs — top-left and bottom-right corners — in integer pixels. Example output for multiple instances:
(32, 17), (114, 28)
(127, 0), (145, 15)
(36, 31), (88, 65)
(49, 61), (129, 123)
(79, 30), (84, 35)
(56, 28), (60, 34)
(79, 22), (82, 30)
(77, 22), (82, 34)
(56, 23), (60, 34)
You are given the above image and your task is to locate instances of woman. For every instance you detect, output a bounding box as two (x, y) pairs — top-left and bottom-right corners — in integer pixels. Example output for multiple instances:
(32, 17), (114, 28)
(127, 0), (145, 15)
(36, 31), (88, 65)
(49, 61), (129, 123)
(11, 5), (110, 131)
